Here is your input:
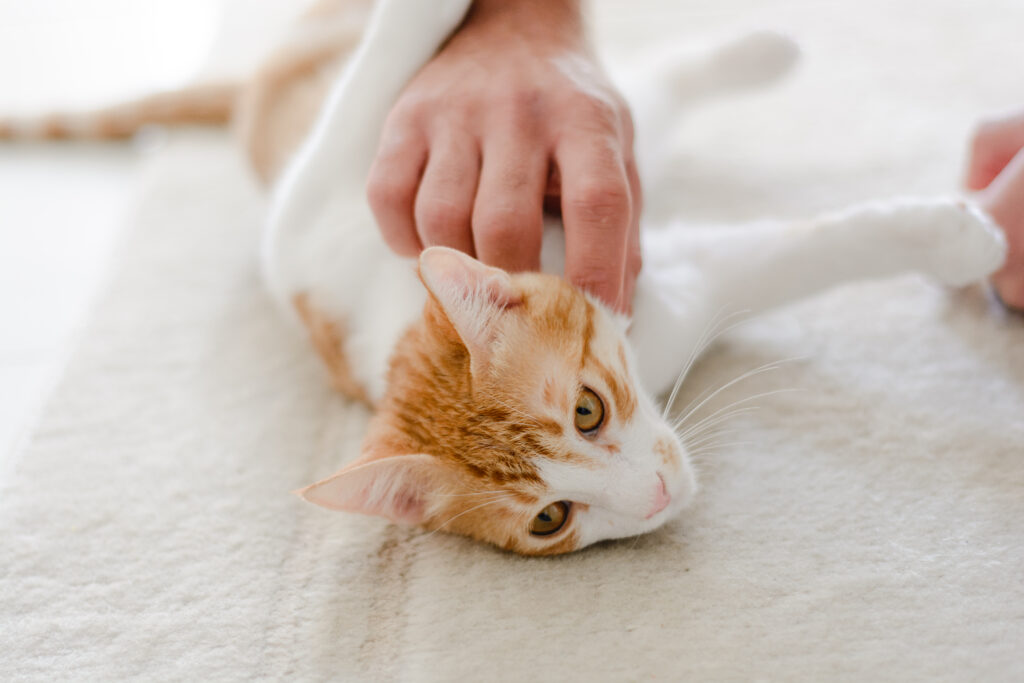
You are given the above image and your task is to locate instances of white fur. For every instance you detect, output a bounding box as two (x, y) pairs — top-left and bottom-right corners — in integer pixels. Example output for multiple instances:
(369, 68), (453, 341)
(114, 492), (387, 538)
(264, 0), (1006, 549)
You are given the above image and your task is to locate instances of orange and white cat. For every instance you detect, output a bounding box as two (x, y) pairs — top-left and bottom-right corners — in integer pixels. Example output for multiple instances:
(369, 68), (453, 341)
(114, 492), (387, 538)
(5, 0), (1005, 555)
(263, 0), (1005, 555)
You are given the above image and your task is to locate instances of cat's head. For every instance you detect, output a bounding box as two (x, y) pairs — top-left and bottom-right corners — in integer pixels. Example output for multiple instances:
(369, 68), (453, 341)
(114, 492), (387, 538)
(300, 247), (696, 555)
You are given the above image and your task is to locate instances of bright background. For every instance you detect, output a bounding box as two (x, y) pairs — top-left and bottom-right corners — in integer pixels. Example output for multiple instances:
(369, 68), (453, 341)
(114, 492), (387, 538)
(0, 1), (223, 464)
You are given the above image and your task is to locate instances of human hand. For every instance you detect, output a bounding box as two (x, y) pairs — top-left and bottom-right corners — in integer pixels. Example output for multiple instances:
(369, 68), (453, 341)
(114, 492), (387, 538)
(966, 110), (1024, 308)
(367, 0), (642, 312)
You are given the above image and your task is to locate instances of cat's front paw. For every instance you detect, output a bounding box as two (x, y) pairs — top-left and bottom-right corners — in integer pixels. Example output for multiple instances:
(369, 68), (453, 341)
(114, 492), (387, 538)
(916, 199), (1007, 286)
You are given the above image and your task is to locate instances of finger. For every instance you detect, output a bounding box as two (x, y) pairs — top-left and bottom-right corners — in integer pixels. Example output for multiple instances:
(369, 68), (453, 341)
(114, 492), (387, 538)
(414, 131), (480, 255)
(620, 156), (644, 314)
(981, 148), (1024, 308)
(472, 138), (547, 271)
(367, 126), (428, 257)
(966, 112), (1024, 192)
(557, 135), (633, 312)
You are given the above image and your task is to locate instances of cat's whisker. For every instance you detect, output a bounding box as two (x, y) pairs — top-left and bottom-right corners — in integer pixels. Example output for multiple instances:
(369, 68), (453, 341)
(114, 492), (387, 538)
(671, 357), (804, 433)
(661, 304), (730, 419)
(677, 387), (801, 440)
(671, 357), (796, 430)
(675, 389), (778, 438)
(683, 427), (746, 451)
(663, 305), (770, 421)
(686, 441), (757, 465)
(300, 454), (414, 483)
(661, 305), (752, 419)
(425, 496), (516, 537)
(433, 489), (517, 499)
(674, 397), (761, 435)
(670, 338), (777, 430)
(687, 440), (756, 456)
(677, 406), (761, 444)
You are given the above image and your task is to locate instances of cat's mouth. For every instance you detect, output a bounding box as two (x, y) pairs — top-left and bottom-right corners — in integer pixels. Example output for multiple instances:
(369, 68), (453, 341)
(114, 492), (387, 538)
(645, 473), (671, 519)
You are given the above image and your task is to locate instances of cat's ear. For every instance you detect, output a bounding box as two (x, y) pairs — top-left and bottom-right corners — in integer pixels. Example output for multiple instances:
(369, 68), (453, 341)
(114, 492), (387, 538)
(418, 246), (521, 357)
(297, 453), (451, 525)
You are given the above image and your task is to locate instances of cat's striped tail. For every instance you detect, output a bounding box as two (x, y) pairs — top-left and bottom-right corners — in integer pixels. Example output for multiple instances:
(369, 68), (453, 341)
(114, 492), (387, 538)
(0, 82), (239, 141)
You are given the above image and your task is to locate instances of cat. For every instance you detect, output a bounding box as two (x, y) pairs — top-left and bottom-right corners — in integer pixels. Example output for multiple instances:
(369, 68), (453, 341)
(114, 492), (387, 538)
(4, 0), (1006, 555)
(264, 0), (1005, 555)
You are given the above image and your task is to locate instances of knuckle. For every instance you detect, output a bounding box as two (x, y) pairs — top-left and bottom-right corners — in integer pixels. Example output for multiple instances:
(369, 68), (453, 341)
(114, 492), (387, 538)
(501, 85), (542, 112)
(571, 92), (622, 129)
(389, 93), (430, 123)
(366, 173), (414, 214)
(430, 157), (474, 188)
(477, 208), (530, 245)
(416, 198), (471, 240)
(502, 88), (543, 129)
(395, 92), (475, 136)
(498, 165), (533, 191)
(571, 180), (631, 224)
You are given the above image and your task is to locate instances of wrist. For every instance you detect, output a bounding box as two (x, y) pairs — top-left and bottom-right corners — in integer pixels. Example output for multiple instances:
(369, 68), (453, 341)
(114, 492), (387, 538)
(461, 0), (586, 52)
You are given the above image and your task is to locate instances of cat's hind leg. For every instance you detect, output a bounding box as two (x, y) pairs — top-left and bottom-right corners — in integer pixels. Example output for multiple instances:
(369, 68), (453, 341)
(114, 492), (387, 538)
(629, 198), (1007, 395)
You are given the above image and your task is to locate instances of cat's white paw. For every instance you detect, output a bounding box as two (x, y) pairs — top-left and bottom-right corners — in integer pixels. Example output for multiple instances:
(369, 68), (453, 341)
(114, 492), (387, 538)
(908, 199), (1007, 286)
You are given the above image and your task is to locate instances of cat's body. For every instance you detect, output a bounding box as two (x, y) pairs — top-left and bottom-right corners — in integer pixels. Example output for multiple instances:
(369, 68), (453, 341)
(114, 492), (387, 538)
(5, 0), (1006, 555)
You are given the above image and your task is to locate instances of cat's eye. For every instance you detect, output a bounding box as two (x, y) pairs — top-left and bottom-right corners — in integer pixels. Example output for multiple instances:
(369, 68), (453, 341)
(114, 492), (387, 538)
(529, 501), (571, 536)
(574, 387), (605, 433)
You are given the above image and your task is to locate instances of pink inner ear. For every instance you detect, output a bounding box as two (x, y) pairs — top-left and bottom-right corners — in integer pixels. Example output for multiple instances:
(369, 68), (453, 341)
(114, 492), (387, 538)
(388, 489), (426, 523)
(418, 247), (522, 360)
(419, 247), (521, 309)
(297, 454), (440, 525)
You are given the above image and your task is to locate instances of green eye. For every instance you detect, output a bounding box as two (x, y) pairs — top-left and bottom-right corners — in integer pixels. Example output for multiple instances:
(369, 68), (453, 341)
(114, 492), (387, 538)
(529, 501), (571, 536)
(574, 387), (604, 433)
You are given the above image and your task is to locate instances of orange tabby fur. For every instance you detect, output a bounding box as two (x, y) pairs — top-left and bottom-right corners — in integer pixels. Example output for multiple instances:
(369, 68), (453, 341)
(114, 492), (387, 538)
(4, 1), (654, 554)
(338, 266), (640, 555)
(293, 294), (370, 405)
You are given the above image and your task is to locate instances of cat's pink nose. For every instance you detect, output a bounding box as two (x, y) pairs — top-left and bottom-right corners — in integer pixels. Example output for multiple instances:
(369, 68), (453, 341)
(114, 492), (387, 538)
(646, 474), (671, 519)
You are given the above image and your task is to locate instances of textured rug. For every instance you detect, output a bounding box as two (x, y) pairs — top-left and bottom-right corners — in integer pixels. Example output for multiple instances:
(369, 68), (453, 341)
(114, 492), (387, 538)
(3, 1), (1023, 680)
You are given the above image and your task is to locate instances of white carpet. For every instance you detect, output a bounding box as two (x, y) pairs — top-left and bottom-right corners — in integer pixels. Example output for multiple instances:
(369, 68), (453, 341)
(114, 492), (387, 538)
(3, 1), (1023, 680)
